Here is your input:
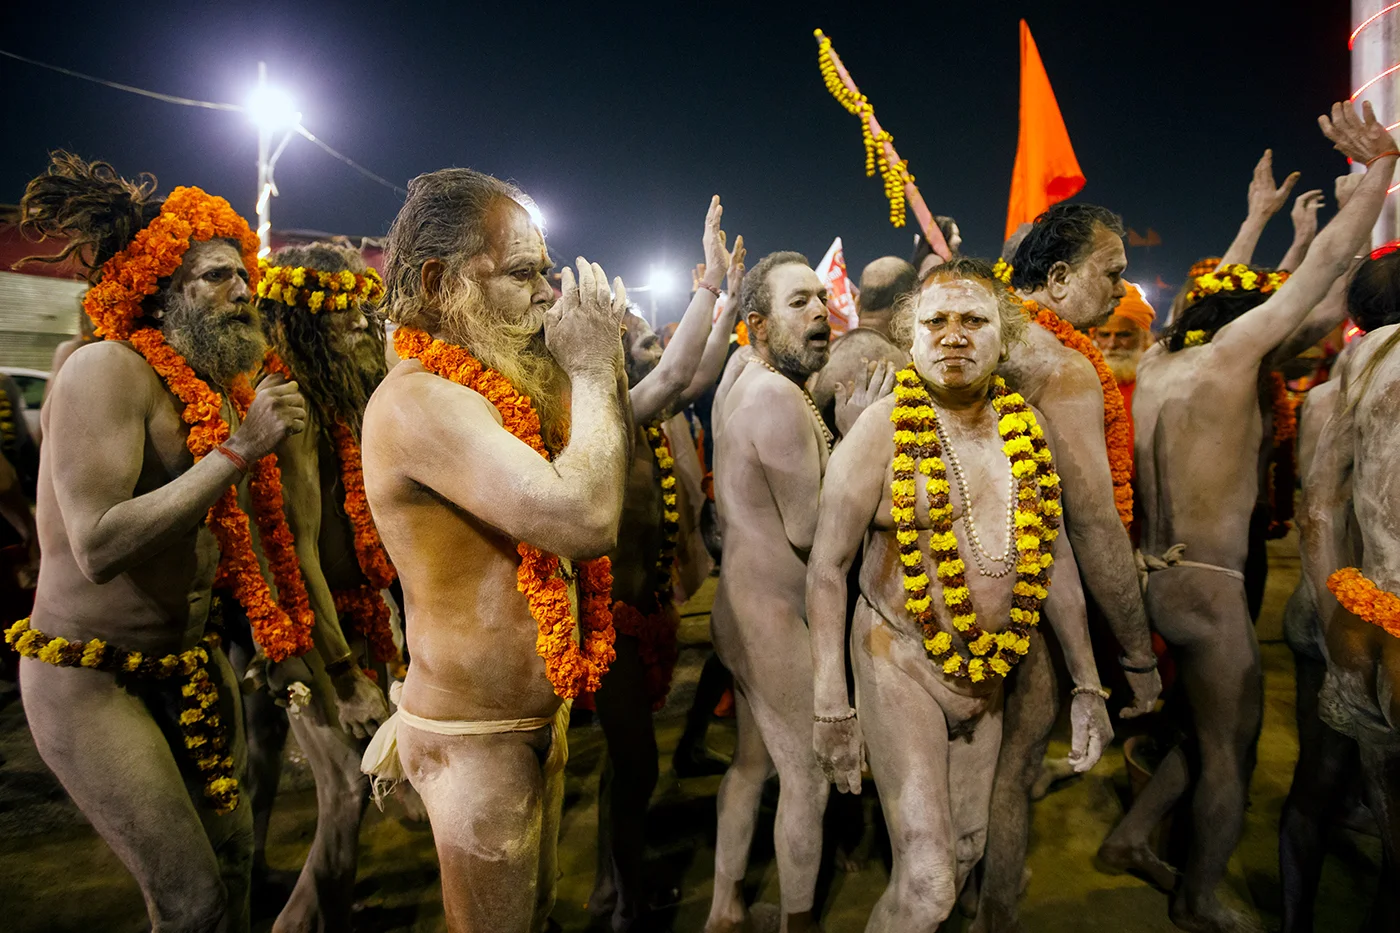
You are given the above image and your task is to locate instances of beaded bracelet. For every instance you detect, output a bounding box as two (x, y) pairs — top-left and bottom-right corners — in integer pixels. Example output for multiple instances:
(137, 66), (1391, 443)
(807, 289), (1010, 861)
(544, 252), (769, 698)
(1071, 684), (1111, 700)
(815, 707), (857, 723)
(696, 281), (722, 298)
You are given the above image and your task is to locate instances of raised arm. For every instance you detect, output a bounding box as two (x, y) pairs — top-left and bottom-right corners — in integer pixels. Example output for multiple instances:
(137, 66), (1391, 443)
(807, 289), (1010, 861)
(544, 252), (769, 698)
(807, 399), (890, 793)
(1217, 149), (1300, 269)
(631, 197), (735, 423)
(675, 242), (746, 411)
(396, 260), (630, 561)
(50, 342), (305, 584)
(1215, 101), (1398, 364)
(1266, 257), (1359, 365)
(1278, 189), (1325, 272)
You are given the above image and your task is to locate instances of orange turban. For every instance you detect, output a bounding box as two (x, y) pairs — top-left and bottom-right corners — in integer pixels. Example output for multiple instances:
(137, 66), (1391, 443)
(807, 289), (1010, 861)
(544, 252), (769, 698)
(1113, 282), (1157, 332)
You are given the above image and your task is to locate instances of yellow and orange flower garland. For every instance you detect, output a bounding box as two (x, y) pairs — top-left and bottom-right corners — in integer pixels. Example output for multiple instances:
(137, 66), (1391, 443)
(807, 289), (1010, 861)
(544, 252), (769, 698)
(80, 187), (315, 661)
(891, 366), (1063, 683)
(5, 618), (239, 813)
(1327, 567), (1400, 639)
(1022, 299), (1134, 530)
(262, 351), (400, 665)
(611, 422), (683, 711)
(1186, 263), (1289, 305)
(256, 259), (385, 314)
(392, 325), (616, 698)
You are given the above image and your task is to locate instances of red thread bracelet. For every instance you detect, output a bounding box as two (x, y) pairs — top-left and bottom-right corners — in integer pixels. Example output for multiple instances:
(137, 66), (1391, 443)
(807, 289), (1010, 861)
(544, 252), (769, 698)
(1367, 150), (1400, 167)
(696, 282), (722, 298)
(214, 445), (248, 473)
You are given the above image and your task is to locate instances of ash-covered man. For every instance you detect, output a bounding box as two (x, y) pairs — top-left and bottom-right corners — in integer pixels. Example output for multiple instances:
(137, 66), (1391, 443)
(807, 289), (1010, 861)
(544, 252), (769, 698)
(10, 154), (310, 932)
(1106, 102), (1395, 933)
(706, 250), (891, 933)
(361, 168), (631, 932)
(809, 257), (1109, 931)
(252, 241), (398, 929)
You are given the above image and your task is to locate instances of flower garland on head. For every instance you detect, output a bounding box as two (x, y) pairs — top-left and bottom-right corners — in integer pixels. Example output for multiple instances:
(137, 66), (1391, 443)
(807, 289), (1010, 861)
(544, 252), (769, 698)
(1186, 263), (1289, 306)
(1021, 299), (1135, 529)
(392, 325), (615, 698)
(81, 189), (316, 661)
(890, 366), (1062, 683)
(256, 260), (385, 314)
(1327, 567), (1400, 639)
(262, 351), (400, 664)
(5, 617), (239, 813)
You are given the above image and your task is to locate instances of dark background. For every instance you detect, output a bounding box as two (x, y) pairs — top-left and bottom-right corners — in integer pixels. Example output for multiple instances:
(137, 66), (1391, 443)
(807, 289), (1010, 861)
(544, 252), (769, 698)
(0, 0), (1350, 322)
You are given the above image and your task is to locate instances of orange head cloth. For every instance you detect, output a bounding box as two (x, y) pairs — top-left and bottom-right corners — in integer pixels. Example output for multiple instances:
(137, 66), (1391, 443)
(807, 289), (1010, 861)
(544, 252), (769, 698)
(1005, 20), (1086, 240)
(1112, 282), (1156, 333)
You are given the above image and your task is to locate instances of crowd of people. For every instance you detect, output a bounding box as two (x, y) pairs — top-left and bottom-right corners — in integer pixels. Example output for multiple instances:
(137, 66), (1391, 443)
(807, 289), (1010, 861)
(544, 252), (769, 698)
(2, 96), (1400, 933)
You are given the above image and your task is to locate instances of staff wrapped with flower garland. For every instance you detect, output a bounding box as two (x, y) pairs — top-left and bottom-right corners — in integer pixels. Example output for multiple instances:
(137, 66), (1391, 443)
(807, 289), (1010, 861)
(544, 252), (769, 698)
(807, 257), (1111, 928)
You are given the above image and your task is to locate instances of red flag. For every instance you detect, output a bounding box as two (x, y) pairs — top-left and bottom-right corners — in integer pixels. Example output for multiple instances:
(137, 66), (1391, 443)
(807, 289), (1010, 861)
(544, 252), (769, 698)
(815, 237), (858, 336)
(1005, 20), (1086, 240)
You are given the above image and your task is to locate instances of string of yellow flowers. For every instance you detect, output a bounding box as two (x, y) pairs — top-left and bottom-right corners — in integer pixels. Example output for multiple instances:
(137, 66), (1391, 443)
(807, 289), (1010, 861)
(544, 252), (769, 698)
(256, 260), (385, 314)
(891, 365), (1063, 683)
(1185, 263), (1289, 305)
(5, 617), (239, 813)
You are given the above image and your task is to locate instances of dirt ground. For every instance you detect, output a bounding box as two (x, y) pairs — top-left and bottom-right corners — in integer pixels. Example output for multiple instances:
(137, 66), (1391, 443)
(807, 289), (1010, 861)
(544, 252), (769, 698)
(0, 534), (1382, 932)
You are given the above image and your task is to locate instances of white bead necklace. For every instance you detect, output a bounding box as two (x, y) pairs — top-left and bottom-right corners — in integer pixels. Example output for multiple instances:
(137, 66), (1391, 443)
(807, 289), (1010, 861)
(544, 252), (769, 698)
(755, 356), (834, 452)
(932, 409), (1016, 578)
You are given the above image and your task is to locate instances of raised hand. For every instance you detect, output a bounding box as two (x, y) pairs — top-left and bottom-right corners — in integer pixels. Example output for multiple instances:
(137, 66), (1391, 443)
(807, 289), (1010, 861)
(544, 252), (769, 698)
(726, 235), (746, 303)
(1335, 171), (1365, 209)
(701, 195), (730, 290)
(691, 262), (708, 292)
(1320, 99), (1399, 167)
(229, 373), (307, 462)
(1069, 691), (1114, 773)
(834, 359), (897, 437)
(1246, 149), (1301, 219)
(814, 716), (865, 794)
(1290, 189), (1325, 242)
(545, 258), (628, 378)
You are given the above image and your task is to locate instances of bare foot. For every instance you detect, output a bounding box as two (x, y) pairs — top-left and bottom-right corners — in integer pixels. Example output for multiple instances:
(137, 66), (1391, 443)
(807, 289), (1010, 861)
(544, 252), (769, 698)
(703, 898), (747, 933)
(1098, 840), (1180, 892)
(1030, 756), (1079, 801)
(1168, 898), (1263, 933)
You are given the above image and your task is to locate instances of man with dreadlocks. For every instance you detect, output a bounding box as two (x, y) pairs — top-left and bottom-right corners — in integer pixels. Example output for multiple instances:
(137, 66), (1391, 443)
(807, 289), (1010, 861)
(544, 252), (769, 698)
(1101, 102), (1396, 933)
(250, 240), (398, 929)
(8, 153), (310, 932)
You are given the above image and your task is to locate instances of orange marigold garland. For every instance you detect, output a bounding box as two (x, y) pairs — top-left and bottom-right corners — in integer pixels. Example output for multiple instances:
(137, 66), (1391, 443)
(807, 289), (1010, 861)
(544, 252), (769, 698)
(1327, 567), (1400, 639)
(1266, 372), (1299, 537)
(83, 188), (314, 661)
(392, 325), (615, 698)
(1022, 299), (1134, 530)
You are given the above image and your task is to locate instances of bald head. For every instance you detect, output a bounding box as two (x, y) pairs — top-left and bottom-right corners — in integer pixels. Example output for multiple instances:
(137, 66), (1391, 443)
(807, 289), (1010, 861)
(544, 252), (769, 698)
(858, 257), (918, 317)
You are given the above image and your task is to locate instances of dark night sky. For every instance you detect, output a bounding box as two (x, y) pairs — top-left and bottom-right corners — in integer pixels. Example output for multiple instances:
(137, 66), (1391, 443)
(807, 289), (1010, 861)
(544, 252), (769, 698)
(0, 0), (1350, 322)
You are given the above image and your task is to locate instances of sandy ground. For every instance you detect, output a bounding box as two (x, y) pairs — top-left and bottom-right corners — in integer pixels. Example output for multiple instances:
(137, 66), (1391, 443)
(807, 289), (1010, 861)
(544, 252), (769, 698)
(0, 533), (1383, 932)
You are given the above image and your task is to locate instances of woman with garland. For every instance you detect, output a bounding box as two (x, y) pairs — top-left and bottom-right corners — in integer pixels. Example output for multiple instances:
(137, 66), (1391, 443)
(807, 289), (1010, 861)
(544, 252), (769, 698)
(1107, 100), (1398, 933)
(9, 153), (313, 932)
(587, 197), (744, 932)
(808, 257), (1111, 931)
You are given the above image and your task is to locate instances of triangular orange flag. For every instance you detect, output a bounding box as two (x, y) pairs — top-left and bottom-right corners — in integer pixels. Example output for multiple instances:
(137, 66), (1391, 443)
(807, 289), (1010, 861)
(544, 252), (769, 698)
(1005, 20), (1086, 240)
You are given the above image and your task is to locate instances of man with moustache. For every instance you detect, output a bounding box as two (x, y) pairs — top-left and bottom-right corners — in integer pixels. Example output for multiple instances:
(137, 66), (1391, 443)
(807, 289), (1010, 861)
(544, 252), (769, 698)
(11, 154), (308, 932)
(704, 251), (839, 933)
(361, 168), (631, 932)
(250, 241), (398, 929)
(971, 202), (1162, 933)
(589, 197), (744, 932)
(1092, 282), (1156, 441)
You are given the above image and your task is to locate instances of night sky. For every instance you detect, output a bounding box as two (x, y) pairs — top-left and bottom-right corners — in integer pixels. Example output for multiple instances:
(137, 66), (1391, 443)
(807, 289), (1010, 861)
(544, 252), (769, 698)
(0, 0), (1350, 323)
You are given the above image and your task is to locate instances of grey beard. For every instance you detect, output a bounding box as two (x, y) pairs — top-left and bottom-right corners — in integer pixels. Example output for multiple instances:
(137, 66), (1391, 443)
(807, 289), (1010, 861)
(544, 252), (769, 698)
(1104, 352), (1140, 384)
(162, 293), (266, 388)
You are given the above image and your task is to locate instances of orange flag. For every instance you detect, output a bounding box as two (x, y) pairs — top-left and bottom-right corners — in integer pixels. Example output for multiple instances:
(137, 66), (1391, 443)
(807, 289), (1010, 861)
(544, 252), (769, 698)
(1005, 20), (1086, 239)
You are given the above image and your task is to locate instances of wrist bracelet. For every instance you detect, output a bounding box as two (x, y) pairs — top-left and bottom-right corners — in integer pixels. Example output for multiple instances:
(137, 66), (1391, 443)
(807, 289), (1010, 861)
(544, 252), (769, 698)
(815, 707), (856, 723)
(1119, 655), (1159, 675)
(1367, 150), (1400, 167)
(325, 656), (355, 677)
(1071, 685), (1111, 700)
(696, 281), (722, 298)
(214, 444), (248, 473)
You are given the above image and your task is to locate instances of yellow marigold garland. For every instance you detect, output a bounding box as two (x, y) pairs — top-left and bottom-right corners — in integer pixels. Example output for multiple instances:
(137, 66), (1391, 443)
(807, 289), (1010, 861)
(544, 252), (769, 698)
(992, 258), (1013, 285)
(1327, 567), (1400, 639)
(5, 617), (238, 813)
(392, 325), (616, 698)
(1186, 263), (1289, 305)
(1022, 299), (1134, 530)
(256, 260), (385, 314)
(891, 366), (1063, 683)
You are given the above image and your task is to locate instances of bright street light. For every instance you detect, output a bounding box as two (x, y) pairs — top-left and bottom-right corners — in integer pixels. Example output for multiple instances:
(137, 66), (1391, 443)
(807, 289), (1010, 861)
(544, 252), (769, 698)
(246, 83), (300, 133)
(648, 266), (679, 296)
(248, 62), (300, 257)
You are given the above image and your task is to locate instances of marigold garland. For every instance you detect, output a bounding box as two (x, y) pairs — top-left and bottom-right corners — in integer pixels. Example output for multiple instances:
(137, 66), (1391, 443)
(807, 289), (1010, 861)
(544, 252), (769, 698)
(1186, 263), (1289, 306)
(256, 260), (385, 313)
(392, 325), (615, 698)
(1327, 567), (1400, 639)
(1022, 299), (1134, 529)
(992, 258), (1013, 286)
(891, 366), (1062, 683)
(5, 617), (238, 813)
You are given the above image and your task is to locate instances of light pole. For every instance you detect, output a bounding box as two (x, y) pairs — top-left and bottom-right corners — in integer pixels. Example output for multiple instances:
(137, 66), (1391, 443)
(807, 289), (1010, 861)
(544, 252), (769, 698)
(246, 62), (300, 257)
(626, 267), (679, 329)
